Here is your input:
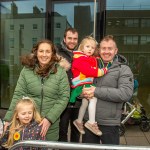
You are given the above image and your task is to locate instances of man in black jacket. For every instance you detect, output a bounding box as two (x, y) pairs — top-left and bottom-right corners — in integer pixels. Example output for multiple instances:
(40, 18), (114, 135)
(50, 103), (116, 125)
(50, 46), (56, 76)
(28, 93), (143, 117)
(57, 28), (81, 142)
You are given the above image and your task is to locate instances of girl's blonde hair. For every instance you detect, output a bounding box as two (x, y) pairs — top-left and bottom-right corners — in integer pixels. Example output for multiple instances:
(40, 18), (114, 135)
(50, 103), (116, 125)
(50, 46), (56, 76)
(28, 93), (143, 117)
(78, 36), (98, 55)
(3, 97), (42, 148)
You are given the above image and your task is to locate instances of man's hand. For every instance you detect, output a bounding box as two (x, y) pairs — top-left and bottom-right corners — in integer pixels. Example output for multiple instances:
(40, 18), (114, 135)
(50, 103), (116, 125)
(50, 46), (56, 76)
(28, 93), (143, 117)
(39, 118), (51, 137)
(82, 85), (96, 99)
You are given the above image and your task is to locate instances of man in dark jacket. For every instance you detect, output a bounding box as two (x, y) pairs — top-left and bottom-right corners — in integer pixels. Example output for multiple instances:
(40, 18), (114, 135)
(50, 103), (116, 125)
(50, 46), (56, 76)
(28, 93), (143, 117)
(82, 35), (134, 145)
(57, 28), (81, 142)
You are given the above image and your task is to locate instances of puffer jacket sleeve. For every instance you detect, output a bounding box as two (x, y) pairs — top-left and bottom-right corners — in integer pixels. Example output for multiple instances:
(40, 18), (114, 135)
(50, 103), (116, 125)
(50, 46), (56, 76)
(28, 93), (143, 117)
(4, 67), (28, 121)
(94, 65), (134, 103)
(45, 67), (70, 123)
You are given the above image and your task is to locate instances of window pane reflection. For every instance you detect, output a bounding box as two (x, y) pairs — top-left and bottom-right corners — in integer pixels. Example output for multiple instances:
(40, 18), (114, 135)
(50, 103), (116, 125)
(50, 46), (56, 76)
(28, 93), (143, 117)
(0, 0), (46, 108)
(51, 1), (99, 43)
(106, 0), (150, 116)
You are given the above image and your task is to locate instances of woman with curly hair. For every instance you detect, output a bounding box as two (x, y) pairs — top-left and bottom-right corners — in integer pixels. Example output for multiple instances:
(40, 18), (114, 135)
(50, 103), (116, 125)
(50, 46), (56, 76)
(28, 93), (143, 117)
(3, 39), (70, 142)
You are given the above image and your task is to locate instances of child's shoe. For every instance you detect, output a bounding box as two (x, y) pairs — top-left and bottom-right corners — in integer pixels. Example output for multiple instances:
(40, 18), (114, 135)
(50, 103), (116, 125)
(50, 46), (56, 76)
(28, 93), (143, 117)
(84, 121), (102, 136)
(73, 119), (85, 134)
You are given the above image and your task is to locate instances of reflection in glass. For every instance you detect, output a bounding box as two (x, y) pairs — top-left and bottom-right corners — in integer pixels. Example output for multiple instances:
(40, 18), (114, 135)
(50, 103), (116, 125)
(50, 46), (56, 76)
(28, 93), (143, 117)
(51, 1), (98, 43)
(106, 0), (150, 116)
(107, 0), (150, 10)
(0, 0), (46, 108)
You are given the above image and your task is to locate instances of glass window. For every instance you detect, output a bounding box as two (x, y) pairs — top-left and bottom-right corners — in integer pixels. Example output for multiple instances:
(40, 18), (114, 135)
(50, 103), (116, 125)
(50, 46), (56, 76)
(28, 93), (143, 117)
(10, 25), (14, 30)
(51, 0), (100, 43)
(141, 35), (150, 44)
(124, 35), (138, 45)
(33, 24), (38, 29)
(20, 24), (24, 29)
(56, 23), (61, 28)
(0, 0), (46, 108)
(141, 19), (150, 27)
(9, 38), (14, 48)
(32, 38), (38, 46)
(125, 19), (139, 27)
(106, 0), (150, 130)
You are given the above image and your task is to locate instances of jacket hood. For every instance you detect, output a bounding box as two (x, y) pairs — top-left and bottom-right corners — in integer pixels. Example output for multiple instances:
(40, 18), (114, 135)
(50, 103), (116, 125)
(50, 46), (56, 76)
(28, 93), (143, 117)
(114, 54), (128, 65)
(61, 41), (67, 50)
(59, 41), (78, 52)
(59, 41), (71, 53)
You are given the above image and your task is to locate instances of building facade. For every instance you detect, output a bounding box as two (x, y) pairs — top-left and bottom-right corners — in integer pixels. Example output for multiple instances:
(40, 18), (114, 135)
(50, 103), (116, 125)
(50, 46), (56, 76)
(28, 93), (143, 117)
(0, 0), (150, 122)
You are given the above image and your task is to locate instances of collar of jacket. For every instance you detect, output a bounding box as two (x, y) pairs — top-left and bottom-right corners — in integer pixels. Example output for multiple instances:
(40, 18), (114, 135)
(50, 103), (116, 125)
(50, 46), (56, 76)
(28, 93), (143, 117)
(34, 62), (58, 77)
(61, 41), (77, 52)
(114, 54), (128, 65)
(22, 119), (38, 129)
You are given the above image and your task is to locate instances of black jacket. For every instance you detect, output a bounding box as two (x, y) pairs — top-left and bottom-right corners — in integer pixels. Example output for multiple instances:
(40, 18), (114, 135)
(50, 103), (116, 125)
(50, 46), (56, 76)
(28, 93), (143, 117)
(56, 42), (81, 108)
(56, 42), (73, 85)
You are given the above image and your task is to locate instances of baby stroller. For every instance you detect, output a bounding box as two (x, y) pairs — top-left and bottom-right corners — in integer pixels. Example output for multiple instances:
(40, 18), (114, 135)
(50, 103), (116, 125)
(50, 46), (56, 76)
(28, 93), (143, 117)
(119, 80), (150, 136)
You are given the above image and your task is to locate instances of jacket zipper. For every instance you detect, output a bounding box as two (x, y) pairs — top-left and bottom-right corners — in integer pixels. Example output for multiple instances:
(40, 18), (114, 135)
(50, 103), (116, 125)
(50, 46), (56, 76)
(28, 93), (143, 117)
(40, 77), (44, 114)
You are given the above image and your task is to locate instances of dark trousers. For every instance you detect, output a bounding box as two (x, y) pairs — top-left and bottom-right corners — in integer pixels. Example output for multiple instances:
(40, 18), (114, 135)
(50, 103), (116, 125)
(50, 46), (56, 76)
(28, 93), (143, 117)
(59, 107), (80, 142)
(82, 125), (120, 145)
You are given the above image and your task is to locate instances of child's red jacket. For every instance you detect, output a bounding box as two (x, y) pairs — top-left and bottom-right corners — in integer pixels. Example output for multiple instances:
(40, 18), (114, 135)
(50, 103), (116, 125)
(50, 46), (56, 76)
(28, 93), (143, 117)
(71, 51), (107, 88)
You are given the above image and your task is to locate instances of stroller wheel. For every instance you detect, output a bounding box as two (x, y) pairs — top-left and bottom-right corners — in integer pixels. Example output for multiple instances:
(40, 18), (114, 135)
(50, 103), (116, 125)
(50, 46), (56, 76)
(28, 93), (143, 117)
(139, 121), (150, 132)
(119, 124), (125, 136)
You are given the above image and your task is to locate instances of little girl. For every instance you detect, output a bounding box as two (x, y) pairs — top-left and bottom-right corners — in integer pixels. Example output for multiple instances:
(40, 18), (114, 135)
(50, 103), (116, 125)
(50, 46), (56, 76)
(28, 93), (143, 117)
(0, 97), (45, 149)
(70, 36), (107, 136)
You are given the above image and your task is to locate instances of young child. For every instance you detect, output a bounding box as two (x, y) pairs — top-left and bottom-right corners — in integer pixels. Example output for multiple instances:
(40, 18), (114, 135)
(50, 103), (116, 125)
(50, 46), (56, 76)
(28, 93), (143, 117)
(0, 97), (44, 149)
(70, 36), (107, 136)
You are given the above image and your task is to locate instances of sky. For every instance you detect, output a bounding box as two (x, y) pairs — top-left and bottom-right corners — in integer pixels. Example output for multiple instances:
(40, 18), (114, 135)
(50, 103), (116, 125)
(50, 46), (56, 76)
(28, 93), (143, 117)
(54, 2), (95, 26)
(1, 0), (46, 14)
(1, 0), (150, 14)
(107, 0), (150, 10)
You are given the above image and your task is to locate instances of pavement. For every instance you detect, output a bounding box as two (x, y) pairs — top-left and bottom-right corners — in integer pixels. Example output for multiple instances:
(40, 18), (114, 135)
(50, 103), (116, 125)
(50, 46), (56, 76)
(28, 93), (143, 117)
(120, 124), (150, 146)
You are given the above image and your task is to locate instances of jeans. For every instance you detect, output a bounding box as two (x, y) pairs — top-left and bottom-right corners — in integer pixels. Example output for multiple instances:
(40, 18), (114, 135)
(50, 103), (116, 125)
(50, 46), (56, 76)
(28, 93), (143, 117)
(59, 107), (80, 142)
(82, 125), (120, 145)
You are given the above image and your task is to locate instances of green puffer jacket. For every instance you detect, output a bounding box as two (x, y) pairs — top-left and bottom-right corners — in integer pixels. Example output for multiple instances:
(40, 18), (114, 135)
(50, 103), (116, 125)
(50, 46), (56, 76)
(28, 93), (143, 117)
(4, 64), (70, 141)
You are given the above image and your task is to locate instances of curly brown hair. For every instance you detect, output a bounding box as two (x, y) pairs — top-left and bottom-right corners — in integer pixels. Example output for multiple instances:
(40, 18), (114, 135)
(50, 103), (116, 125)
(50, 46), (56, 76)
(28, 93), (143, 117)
(21, 39), (60, 77)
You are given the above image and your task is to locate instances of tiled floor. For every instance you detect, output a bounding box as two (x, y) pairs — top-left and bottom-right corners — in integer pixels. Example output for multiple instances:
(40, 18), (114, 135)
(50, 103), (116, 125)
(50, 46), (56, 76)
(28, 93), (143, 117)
(120, 124), (150, 146)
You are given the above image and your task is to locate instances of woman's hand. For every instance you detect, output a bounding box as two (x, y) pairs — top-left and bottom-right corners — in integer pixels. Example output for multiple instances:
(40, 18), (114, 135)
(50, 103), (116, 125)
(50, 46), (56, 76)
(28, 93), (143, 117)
(82, 85), (96, 99)
(39, 118), (51, 137)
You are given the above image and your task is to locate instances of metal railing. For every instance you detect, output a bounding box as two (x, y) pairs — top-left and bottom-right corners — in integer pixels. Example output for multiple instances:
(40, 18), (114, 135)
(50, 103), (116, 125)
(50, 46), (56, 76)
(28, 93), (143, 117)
(9, 140), (150, 150)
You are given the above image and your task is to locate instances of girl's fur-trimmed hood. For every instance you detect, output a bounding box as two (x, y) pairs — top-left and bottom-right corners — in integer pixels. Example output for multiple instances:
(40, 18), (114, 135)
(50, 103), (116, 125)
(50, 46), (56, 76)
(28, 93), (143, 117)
(57, 54), (71, 71)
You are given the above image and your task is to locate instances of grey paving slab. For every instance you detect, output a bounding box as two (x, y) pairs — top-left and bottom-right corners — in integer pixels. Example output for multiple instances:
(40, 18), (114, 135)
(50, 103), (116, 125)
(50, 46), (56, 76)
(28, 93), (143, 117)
(144, 132), (150, 144)
(120, 136), (127, 145)
(125, 137), (149, 146)
(124, 125), (145, 137)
